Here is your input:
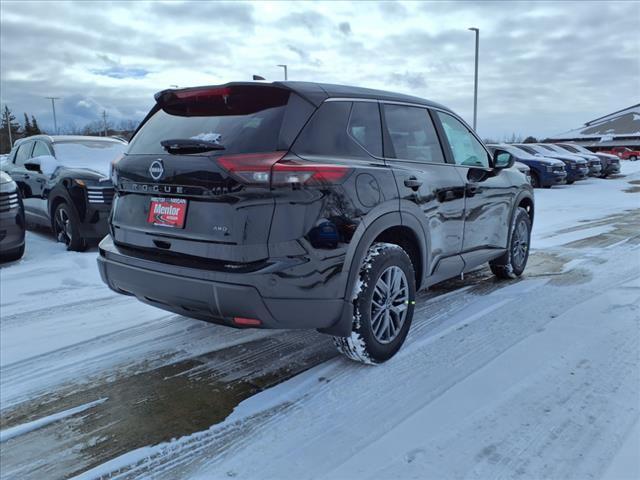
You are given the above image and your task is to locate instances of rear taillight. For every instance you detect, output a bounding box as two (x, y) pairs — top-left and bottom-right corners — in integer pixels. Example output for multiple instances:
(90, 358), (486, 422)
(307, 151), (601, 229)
(216, 152), (350, 187)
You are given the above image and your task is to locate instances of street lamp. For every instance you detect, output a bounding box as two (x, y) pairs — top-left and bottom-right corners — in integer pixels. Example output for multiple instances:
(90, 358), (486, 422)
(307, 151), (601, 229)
(468, 27), (479, 131)
(277, 64), (288, 80)
(46, 96), (60, 134)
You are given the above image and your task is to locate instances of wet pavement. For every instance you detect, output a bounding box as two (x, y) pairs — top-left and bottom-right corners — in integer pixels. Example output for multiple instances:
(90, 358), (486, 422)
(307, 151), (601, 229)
(1, 205), (638, 479)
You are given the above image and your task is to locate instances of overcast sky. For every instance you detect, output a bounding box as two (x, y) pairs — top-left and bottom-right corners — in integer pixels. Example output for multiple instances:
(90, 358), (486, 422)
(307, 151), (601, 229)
(1, 0), (638, 139)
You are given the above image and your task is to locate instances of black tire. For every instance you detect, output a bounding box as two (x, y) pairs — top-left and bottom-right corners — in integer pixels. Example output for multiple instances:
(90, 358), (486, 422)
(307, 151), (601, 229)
(567, 180), (574, 184)
(630, 156), (637, 161)
(530, 172), (540, 188)
(543, 185), (552, 189)
(0, 243), (25, 262)
(490, 207), (531, 279)
(333, 242), (416, 364)
(53, 202), (87, 252)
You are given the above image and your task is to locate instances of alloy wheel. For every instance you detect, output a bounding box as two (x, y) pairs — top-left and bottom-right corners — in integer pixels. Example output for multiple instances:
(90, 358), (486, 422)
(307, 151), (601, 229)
(511, 219), (529, 269)
(370, 266), (409, 344)
(55, 207), (72, 246)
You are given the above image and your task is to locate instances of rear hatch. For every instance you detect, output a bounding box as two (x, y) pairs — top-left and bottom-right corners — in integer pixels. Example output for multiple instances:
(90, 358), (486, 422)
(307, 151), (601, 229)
(111, 84), (315, 264)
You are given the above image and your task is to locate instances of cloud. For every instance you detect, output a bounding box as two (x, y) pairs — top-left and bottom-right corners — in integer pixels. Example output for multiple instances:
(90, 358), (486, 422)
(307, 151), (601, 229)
(0, 0), (638, 139)
(388, 71), (427, 90)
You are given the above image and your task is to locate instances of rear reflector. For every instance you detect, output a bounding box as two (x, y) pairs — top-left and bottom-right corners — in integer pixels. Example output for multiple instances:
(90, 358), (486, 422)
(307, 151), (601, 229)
(216, 152), (350, 186)
(233, 317), (262, 326)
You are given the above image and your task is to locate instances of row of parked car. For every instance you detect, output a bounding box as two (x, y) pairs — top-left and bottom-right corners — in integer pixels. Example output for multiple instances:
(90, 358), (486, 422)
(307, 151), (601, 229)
(488, 142), (623, 189)
(0, 135), (628, 264)
(0, 136), (126, 260)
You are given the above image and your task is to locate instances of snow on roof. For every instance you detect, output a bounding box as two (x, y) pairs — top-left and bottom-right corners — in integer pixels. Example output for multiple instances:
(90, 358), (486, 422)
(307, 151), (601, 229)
(548, 104), (640, 141)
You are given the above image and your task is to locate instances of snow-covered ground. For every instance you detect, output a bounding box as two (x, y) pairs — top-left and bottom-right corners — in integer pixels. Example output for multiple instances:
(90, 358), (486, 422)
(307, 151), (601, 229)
(1, 163), (639, 480)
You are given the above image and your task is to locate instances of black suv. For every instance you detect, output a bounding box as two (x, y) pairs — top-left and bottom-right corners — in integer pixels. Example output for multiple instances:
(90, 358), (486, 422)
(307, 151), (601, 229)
(3, 135), (126, 251)
(98, 82), (533, 363)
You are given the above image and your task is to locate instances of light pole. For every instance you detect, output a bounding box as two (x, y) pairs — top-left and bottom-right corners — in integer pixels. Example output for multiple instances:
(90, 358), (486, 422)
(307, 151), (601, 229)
(468, 27), (479, 131)
(46, 96), (60, 134)
(4, 107), (12, 146)
(277, 64), (288, 80)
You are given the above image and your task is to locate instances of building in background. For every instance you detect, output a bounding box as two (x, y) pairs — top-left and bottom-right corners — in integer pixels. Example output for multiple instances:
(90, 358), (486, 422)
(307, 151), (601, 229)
(546, 104), (640, 152)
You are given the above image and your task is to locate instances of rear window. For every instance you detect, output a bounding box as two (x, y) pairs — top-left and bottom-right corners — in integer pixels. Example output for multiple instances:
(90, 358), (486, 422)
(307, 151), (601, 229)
(128, 86), (291, 155)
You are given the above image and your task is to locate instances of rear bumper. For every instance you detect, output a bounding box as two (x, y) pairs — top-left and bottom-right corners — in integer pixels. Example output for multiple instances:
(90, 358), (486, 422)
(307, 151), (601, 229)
(97, 235), (348, 330)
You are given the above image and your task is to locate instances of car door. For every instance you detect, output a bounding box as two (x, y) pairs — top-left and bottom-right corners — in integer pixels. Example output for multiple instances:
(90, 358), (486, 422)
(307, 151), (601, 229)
(382, 103), (466, 282)
(9, 141), (40, 218)
(26, 140), (53, 217)
(433, 110), (515, 258)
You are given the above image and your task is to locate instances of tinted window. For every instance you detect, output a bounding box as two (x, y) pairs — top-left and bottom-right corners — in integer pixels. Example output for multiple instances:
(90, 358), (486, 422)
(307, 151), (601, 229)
(348, 102), (382, 157)
(293, 102), (372, 158)
(14, 142), (32, 166)
(436, 112), (489, 167)
(129, 87), (290, 155)
(32, 141), (50, 158)
(383, 104), (444, 163)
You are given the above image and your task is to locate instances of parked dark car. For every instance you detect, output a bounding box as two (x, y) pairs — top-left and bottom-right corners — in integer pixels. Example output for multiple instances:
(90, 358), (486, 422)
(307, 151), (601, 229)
(536, 143), (602, 176)
(0, 171), (25, 262)
(488, 144), (565, 188)
(98, 82), (534, 363)
(555, 143), (620, 177)
(3, 135), (126, 251)
(514, 143), (589, 183)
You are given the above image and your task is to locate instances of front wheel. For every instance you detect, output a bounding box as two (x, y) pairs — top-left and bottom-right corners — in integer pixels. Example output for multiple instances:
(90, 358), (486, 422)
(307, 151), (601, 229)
(490, 207), (531, 279)
(333, 243), (416, 364)
(630, 156), (637, 161)
(567, 179), (574, 184)
(53, 203), (87, 252)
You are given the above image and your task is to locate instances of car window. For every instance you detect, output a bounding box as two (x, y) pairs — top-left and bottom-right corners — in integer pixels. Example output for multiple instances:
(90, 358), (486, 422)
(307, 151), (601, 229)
(14, 142), (33, 166)
(382, 104), (444, 163)
(347, 102), (382, 157)
(129, 86), (291, 156)
(32, 141), (50, 158)
(436, 112), (489, 167)
(293, 101), (373, 158)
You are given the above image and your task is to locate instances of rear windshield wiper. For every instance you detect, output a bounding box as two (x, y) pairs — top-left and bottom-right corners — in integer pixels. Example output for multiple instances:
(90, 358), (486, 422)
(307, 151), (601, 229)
(160, 139), (226, 154)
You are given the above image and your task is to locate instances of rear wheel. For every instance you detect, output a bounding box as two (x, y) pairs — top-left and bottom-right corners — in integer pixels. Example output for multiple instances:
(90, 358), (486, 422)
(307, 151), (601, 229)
(567, 179), (574, 184)
(630, 155), (637, 161)
(333, 243), (416, 364)
(53, 203), (87, 252)
(490, 207), (531, 279)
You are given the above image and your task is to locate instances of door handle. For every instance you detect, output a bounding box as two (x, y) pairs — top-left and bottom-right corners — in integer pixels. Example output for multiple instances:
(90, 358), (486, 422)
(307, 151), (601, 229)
(466, 184), (479, 197)
(404, 177), (423, 190)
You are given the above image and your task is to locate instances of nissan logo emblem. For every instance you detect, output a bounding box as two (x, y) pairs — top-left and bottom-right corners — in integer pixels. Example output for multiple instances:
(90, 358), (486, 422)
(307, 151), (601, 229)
(149, 160), (164, 180)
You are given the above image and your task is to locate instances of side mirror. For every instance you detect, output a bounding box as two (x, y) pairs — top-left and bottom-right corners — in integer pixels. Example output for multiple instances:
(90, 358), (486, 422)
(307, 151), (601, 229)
(494, 151), (515, 169)
(29, 155), (58, 176)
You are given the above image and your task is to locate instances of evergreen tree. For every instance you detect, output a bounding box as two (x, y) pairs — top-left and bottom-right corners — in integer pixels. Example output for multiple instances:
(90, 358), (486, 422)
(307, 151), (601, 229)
(31, 115), (41, 134)
(0, 105), (20, 154)
(23, 113), (33, 136)
(523, 136), (538, 144)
